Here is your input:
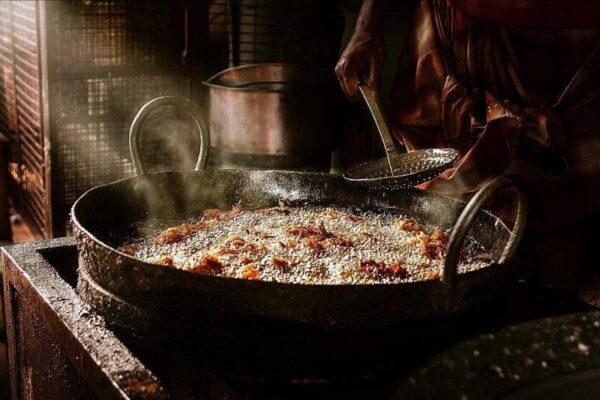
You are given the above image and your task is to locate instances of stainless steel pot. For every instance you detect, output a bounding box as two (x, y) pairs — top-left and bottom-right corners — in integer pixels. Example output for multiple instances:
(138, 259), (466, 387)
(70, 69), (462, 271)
(203, 63), (340, 169)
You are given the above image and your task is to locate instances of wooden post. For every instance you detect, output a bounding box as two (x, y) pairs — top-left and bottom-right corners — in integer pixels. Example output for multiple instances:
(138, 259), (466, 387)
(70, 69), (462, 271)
(0, 133), (10, 241)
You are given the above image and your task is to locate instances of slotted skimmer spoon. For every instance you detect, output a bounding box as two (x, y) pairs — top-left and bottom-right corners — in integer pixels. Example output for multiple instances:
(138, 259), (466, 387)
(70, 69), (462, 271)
(344, 85), (459, 189)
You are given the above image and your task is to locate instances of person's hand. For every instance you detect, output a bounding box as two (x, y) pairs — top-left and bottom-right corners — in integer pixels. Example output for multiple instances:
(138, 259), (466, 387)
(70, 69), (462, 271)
(335, 29), (385, 101)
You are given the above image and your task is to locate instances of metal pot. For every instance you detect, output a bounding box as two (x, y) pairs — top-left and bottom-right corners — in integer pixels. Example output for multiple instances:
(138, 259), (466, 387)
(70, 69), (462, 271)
(203, 63), (341, 170)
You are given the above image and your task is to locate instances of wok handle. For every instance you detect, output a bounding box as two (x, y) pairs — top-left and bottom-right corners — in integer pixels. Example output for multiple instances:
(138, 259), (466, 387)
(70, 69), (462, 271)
(442, 175), (529, 286)
(129, 96), (210, 175)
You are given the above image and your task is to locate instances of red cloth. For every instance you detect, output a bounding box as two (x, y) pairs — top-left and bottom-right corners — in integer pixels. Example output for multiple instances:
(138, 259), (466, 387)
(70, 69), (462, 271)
(448, 0), (600, 28)
(388, 0), (600, 230)
(388, 0), (600, 293)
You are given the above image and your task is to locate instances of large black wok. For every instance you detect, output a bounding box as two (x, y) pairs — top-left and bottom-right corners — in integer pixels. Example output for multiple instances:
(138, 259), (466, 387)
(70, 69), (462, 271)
(73, 97), (527, 331)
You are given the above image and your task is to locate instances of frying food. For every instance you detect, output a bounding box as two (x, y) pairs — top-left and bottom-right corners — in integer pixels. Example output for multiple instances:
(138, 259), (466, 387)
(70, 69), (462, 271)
(118, 203), (492, 284)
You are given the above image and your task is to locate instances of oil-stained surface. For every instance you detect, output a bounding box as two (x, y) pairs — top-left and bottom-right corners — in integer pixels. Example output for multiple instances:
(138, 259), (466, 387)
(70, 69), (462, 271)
(1, 238), (165, 399)
(397, 312), (600, 400)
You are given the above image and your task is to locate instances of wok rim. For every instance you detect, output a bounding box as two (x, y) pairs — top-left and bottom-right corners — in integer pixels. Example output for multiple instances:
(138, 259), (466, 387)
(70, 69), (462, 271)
(71, 169), (510, 290)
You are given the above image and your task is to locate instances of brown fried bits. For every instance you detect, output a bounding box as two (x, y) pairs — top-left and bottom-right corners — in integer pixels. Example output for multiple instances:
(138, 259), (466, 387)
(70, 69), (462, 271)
(153, 221), (212, 245)
(286, 222), (353, 252)
(118, 243), (137, 255)
(396, 218), (421, 232)
(242, 265), (260, 280)
(358, 259), (408, 278)
(154, 256), (174, 267)
(190, 255), (224, 275)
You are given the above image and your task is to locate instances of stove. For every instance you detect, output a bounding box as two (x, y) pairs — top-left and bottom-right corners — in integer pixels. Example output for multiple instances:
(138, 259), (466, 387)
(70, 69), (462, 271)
(0, 239), (592, 399)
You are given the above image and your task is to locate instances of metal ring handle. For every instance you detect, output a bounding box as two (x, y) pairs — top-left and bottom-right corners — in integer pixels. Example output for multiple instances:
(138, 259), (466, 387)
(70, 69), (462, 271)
(128, 96), (210, 176)
(442, 175), (529, 286)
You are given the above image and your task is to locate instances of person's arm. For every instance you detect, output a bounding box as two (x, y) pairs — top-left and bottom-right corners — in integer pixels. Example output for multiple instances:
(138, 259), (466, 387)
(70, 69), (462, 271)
(335, 0), (387, 101)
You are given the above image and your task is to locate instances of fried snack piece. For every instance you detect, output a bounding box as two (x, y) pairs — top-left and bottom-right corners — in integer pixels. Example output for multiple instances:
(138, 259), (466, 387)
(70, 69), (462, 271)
(305, 237), (325, 253)
(328, 236), (354, 247)
(243, 242), (267, 256)
(427, 270), (441, 280)
(358, 259), (409, 278)
(272, 257), (289, 271)
(190, 255), (223, 275)
(239, 255), (255, 265)
(261, 201), (291, 215)
(385, 262), (408, 278)
(201, 202), (243, 220)
(419, 230), (449, 260)
(396, 218), (421, 232)
(324, 208), (363, 222)
(118, 243), (137, 255)
(201, 208), (222, 218)
(155, 256), (174, 267)
(287, 223), (353, 252)
(430, 229), (449, 243)
(286, 224), (325, 238)
(153, 221), (212, 245)
(242, 265), (260, 280)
